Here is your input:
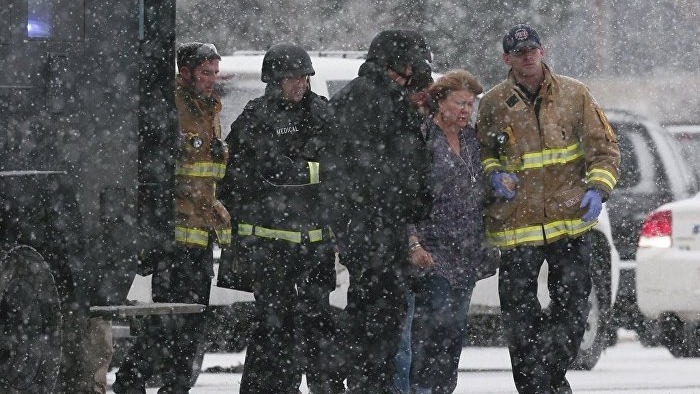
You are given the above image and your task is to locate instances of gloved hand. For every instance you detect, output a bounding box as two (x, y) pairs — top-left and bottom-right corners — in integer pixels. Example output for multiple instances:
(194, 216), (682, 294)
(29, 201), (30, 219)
(580, 189), (603, 222)
(491, 172), (519, 200)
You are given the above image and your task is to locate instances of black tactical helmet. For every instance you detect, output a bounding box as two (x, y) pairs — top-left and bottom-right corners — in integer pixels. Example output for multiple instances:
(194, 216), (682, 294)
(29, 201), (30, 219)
(366, 30), (430, 71)
(405, 31), (433, 92)
(261, 43), (315, 83)
(406, 58), (433, 93)
(404, 30), (432, 63)
(177, 42), (221, 71)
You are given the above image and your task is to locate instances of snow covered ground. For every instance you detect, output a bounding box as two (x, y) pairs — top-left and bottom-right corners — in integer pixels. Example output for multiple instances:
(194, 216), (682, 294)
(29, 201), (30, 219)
(107, 330), (700, 393)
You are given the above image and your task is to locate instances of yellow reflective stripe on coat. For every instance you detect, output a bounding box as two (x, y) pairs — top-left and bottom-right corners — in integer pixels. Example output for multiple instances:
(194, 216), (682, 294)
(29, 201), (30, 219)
(238, 223), (323, 244)
(543, 219), (596, 240)
(482, 157), (501, 173)
(501, 142), (584, 172)
(307, 161), (320, 184)
(175, 226), (209, 247)
(486, 219), (596, 248)
(175, 161), (226, 179)
(215, 228), (232, 246)
(175, 226), (231, 247)
(587, 168), (617, 190)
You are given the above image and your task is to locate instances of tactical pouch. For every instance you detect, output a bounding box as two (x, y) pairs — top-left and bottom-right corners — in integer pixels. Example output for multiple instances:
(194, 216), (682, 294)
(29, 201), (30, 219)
(216, 246), (255, 292)
(476, 243), (500, 281)
(210, 137), (229, 163)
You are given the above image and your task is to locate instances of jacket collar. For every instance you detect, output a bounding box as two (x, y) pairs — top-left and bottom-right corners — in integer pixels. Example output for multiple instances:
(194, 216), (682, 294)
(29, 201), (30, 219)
(358, 60), (408, 99)
(506, 62), (556, 103)
(263, 83), (315, 111)
(176, 75), (222, 115)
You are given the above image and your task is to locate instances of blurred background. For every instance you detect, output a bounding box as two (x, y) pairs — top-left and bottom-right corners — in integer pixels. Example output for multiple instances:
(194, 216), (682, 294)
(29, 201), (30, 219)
(176, 0), (700, 124)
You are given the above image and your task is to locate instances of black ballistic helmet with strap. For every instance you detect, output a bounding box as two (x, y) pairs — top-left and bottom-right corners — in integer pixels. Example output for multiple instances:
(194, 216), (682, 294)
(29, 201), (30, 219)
(406, 59), (433, 93)
(177, 42), (221, 71)
(405, 31), (434, 92)
(366, 30), (430, 72)
(261, 43), (315, 83)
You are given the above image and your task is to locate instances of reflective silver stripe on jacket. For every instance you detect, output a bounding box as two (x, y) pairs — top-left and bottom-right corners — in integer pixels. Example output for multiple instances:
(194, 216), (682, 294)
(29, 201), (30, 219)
(237, 223), (323, 243)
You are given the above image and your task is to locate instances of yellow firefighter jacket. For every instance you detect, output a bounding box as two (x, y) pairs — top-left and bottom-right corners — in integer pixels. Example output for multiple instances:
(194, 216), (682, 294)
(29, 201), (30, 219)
(476, 63), (620, 248)
(174, 76), (231, 248)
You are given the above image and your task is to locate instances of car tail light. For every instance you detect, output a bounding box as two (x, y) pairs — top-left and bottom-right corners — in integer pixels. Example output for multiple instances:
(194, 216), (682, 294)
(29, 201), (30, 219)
(638, 210), (672, 248)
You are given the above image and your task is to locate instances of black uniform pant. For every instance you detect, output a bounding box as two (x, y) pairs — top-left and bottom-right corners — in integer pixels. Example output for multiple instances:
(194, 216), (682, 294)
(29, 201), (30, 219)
(330, 225), (409, 394)
(239, 238), (341, 394)
(114, 243), (213, 393)
(499, 234), (592, 394)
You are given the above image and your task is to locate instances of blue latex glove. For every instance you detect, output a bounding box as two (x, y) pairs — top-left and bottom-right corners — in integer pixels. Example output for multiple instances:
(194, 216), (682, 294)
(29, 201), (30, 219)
(580, 189), (603, 222)
(491, 172), (519, 200)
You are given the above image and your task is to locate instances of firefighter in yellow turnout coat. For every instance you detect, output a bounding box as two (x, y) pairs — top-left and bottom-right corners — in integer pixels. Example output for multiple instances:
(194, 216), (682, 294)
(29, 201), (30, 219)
(174, 69), (231, 246)
(476, 24), (620, 394)
(477, 63), (619, 247)
(113, 42), (230, 394)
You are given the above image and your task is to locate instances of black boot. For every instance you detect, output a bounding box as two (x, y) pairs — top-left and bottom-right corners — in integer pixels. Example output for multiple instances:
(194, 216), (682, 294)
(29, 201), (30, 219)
(157, 385), (192, 394)
(111, 380), (146, 394)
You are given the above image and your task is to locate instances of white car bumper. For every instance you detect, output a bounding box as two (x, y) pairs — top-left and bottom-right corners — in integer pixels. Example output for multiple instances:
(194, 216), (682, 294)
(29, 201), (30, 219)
(636, 247), (700, 321)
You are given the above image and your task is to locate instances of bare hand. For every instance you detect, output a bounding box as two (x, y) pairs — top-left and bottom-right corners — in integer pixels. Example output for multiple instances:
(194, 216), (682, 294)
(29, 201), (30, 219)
(410, 247), (434, 269)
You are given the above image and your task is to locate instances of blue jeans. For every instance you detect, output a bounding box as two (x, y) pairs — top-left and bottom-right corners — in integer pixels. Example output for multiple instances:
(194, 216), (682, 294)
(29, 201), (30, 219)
(392, 293), (415, 394)
(397, 274), (474, 394)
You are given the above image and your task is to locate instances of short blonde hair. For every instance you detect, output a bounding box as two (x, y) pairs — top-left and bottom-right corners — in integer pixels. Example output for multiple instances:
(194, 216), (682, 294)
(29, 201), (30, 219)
(427, 69), (483, 103)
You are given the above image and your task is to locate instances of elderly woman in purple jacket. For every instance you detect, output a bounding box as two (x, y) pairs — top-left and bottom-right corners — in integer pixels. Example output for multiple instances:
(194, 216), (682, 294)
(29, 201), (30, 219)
(396, 69), (492, 394)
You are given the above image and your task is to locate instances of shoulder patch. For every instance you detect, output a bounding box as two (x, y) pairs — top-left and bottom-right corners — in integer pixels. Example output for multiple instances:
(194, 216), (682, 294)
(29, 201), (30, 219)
(506, 95), (519, 108)
(596, 108), (618, 142)
(312, 93), (329, 103)
(243, 97), (264, 112)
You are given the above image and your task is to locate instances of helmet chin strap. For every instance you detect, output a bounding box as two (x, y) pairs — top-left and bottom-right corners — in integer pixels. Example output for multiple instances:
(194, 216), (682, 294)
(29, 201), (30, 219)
(389, 65), (413, 87)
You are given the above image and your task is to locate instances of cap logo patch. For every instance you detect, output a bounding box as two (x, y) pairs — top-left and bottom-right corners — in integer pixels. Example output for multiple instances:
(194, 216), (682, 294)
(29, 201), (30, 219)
(514, 29), (529, 41)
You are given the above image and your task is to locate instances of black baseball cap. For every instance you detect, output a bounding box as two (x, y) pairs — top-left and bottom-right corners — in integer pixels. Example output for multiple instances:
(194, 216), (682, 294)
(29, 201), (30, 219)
(502, 24), (542, 54)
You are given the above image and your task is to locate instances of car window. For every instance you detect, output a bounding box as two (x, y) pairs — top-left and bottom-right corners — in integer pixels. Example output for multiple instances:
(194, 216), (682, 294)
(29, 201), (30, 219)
(612, 122), (668, 193)
(675, 136), (700, 179)
(216, 78), (265, 138)
(615, 131), (641, 189)
(666, 127), (700, 180)
(656, 128), (700, 197)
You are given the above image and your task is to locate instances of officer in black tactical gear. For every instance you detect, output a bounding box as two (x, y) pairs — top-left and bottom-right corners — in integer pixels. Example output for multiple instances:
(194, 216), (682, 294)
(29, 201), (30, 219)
(323, 30), (433, 394)
(218, 43), (342, 394)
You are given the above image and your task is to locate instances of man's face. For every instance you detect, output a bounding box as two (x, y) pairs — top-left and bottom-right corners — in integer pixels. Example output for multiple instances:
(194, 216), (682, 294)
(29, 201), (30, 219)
(182, 59), (220, 97)
(503, 46), (544, 78)
(280, 75), (309, 103)
(387, 63), (414, 87)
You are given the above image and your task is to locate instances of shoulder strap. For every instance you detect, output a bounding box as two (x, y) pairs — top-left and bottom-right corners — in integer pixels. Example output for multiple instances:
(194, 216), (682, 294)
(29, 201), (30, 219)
(420, 119), (432, 141)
